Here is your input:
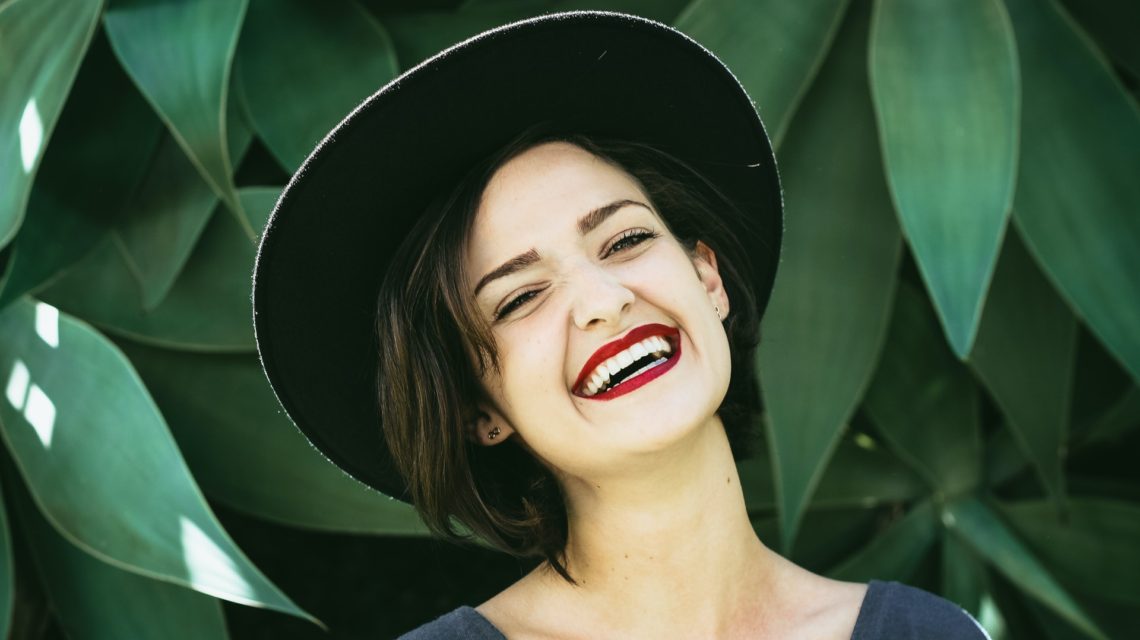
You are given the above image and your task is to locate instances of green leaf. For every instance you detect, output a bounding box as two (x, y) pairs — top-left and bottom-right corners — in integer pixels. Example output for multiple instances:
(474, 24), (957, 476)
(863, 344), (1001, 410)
(235, 0), (398, 171)
(7, 470), (229, 639)
(828, 499), (937, 582)
(1000, 498), (1140, 605)
(942, 533), (985, 616)
(119, 340), (429, 535)
(740, 432), (926, 513)
(1059, 0), (1140, 80)
(944, 496), (1107, 640)
(869, 0), (1019, 357)
(1079, 386), (1140, 446)
(113, 133), (220, 311)
(0, 297), (314, 622)
(0, 0), (104, 249)
(674, 0), (849, 148)
(0, 27), (162, 311)
(969, 230), (1077, 503)
(863, 283), (981, 496)
(103, 0), (253, 238)
(37, 189), (272, 352)
(0, 474), (11, 639)
(1005, 0), (1140, 384)
(756, 0), (901, 550)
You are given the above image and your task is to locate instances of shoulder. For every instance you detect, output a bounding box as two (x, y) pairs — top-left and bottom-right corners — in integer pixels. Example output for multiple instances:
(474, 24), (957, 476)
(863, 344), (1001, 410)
(851, 581), (991, 640)
(397, 606), (506, 640)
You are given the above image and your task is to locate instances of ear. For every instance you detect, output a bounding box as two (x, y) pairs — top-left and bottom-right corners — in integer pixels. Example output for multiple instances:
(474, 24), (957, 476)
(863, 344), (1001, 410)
(466, 406), (515, 446)
(692, 240), (730, 320)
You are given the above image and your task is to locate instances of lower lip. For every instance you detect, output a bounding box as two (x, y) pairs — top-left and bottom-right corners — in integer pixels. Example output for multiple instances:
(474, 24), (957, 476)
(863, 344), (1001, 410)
(581, 340), (682, 401)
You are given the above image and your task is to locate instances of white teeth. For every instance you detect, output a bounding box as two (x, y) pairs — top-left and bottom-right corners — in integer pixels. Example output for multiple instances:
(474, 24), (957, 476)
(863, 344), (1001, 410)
(580, 334), (676, 397)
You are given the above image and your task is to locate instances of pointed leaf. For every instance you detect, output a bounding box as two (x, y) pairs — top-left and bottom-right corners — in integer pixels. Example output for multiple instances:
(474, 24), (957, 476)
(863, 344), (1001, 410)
(674, 0), (849, 148)
(1005, 0), (1140, 384)
(104, 0), (253, 238)
(942, 533), (985, 616)
(864, 283), (982, 495)
(0, 475), (11, 638)
(0, 28), (162, 312)
(1059, 0), (1140, 79)
(944, 497), (1107, 639)
(114, 134), (220, 311)
(1079, 386), (1140, 446)
(0, 0), (104, 248)
(37, 189), (270, 352)
(1000, 498), (1140, 605)
(757, 0), (901, 549)
(869, 0), (1019, 356)
(0, 297), (313, 622)
(969, 230), (1077, 503)
(829, 499), (937, 582)
(119, 340), (428, 535)
(8, 472), (229, 639)
(236, 0), (398, 171)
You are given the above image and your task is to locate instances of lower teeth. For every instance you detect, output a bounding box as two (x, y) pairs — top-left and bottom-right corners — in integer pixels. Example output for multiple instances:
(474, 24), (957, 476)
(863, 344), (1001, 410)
(602, 356), (668, 393)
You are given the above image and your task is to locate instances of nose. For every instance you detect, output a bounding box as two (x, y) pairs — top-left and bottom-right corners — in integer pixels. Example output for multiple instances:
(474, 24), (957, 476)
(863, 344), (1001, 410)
(569, 262), (635, 330)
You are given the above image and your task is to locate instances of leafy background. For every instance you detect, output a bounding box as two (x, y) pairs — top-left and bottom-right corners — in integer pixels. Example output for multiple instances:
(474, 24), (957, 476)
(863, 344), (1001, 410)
(1, 0), (1138, 637)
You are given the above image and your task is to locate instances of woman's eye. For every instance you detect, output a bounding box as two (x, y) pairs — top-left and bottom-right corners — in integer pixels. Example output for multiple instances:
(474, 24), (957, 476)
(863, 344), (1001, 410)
(604, 229), (658, 257)
(495, 288), (543, 320)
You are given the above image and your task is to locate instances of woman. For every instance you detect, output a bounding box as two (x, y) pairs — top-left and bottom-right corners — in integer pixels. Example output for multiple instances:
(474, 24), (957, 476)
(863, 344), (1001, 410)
(253, 11), (989, 639)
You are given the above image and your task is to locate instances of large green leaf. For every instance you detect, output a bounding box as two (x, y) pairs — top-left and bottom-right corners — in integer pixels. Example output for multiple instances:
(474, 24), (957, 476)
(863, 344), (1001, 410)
(869, 0), (1019, 357)
(37, 189), (272, 352)
(740, 432), (926, 513)
(757, 0), (901, 550)
(236, 0), (398, 171)
(941, 533), (985, 616)
(8, 471), (229, 639)
(1059, 0), (1140, 80)
(863, 283), (981, 496)
(828, 499), (937, 582)
(0, 27), (161, 311)
(674, 0), (849, 148)
(0, 0), (104, 249)
(1000, 498), (1140, 605)
(969, 230), (1077, 503)
(103, 0), (253, 238)
(1005, 0), (1140, 384)
(112, 133), (220, 311)
(945, 497), (1106, 640)
(0, 297), (313, 622)
(120, 340), (429, 535)
(0, 472), (11, 639)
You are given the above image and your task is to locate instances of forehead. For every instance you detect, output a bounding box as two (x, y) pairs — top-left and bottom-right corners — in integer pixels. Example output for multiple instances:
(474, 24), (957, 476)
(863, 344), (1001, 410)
(468, 142), (647, 255)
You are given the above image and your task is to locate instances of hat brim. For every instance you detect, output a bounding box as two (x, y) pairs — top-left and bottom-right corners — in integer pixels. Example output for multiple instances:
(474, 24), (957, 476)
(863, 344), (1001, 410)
(253, 10), (783, 500)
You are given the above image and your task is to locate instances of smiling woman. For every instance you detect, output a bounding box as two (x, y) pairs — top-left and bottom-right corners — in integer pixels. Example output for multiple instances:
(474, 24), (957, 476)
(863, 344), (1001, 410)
(252, 11), (989, 640)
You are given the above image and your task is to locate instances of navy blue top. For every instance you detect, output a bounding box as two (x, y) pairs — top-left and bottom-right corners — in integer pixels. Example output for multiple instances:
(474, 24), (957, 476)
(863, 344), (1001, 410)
(397, 580), (990, 639)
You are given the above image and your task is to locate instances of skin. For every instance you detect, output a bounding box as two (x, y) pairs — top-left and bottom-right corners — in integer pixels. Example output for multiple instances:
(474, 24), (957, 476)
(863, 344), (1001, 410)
(465, 142), (866, 639)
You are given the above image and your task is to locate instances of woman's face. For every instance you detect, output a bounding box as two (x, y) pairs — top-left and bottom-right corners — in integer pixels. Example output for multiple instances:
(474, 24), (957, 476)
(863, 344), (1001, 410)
(465, 141), (732, 483)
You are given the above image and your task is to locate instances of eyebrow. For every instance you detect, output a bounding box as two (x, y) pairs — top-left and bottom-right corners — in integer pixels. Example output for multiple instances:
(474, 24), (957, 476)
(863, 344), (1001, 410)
(473, 199), (650, 296)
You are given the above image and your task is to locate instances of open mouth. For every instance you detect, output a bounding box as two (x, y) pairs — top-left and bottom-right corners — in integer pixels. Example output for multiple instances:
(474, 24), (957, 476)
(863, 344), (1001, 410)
(573, 324), (682, 401)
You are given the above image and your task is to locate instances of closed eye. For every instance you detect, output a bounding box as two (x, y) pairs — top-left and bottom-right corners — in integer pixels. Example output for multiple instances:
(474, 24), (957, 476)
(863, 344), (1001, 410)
(603, 229), (659, 258)
(495, 287), (546, 321)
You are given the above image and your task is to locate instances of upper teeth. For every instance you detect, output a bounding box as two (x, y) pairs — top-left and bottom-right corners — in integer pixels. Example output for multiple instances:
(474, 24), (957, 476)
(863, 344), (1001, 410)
(582, 336), (673, 396)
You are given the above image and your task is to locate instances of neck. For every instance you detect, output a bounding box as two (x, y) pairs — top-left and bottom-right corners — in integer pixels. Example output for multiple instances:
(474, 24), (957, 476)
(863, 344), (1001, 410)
(535, 418), (789, 637)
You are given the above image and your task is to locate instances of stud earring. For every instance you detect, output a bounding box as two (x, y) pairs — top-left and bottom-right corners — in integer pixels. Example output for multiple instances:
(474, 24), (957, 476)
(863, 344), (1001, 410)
(488, 426), (501, 440)
(714, 304), (721, 320)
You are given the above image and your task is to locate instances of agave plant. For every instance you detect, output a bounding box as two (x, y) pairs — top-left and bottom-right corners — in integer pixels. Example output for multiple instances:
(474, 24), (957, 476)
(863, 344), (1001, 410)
(0, 0), (1136, 637)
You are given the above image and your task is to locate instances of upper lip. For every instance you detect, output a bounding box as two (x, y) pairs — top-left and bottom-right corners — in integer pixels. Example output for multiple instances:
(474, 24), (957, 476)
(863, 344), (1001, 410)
(572, 323), (680, 394)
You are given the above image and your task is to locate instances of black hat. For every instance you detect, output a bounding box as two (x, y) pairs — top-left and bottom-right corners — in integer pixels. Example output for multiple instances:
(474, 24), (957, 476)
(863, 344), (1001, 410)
(252, 11), (783, 500)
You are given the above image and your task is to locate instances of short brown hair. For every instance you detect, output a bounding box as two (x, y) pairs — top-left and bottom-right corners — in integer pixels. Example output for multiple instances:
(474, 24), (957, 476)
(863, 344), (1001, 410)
(375, 130), (764, 582)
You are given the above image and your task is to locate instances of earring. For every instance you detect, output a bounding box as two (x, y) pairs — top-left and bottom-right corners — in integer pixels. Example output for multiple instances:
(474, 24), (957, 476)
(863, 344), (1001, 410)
(488, 426), (501, 440)
(714, 304), (721, 320)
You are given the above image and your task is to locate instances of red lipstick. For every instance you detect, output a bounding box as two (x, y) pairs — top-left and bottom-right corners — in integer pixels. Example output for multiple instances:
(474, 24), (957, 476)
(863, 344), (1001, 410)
(573, 323), (681, 400)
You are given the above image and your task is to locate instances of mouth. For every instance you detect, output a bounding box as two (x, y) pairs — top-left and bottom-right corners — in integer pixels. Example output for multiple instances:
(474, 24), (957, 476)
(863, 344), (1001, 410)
(572, 323), (682, 401)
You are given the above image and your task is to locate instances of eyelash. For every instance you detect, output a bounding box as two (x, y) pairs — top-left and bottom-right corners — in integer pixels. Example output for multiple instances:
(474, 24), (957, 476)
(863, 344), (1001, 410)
(493, 229), (659, 321)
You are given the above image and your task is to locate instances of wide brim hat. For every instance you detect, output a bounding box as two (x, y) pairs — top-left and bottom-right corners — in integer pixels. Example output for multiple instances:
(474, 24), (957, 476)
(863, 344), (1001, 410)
(253, 10), (783, 501)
